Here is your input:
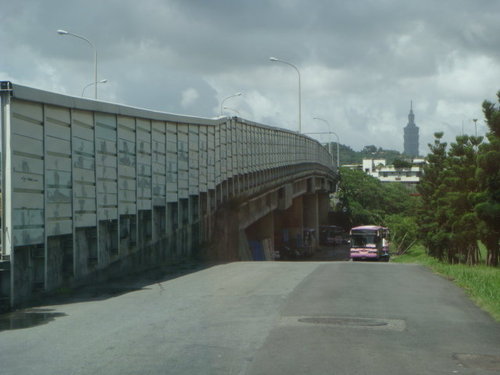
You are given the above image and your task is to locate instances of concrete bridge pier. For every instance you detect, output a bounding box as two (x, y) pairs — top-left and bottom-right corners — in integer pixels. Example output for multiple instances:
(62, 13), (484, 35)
(210, 178), (333, 262)
(318, 193), (331, 225)
(303, 193), (319, 238)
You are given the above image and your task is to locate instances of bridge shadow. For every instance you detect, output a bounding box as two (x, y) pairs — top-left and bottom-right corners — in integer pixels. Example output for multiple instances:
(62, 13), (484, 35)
(51, 260), (216, 305)
(1, 245), (349, 331)
(0, 260), (216, 331)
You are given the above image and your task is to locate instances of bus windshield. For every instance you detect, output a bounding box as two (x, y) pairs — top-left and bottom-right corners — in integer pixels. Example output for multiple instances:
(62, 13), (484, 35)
(351, 235), (376, 247)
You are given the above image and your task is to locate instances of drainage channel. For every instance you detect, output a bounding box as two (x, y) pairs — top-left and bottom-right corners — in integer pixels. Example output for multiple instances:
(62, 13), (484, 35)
(280, 316), (406, 331)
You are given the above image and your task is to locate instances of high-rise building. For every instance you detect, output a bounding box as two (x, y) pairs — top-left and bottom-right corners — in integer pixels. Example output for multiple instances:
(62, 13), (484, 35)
(404, 102), (419, 157)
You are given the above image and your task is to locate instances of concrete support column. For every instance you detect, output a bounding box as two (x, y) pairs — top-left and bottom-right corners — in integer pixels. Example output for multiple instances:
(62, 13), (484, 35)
(318, 192), (331, 226)
(303, 193), (319, 247)
(244, 211), (275, 260)
(274, 196), (303, 249)
(212, 205), (240, 261)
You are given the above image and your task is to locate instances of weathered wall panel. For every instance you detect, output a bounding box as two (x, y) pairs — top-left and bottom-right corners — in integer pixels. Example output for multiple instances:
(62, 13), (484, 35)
(136, 119), (152, 210)
(95, 113), (118, 223)
(220, 122), (227, 181)
(45, 105), (73, 237)
(72, 110), (96, 229)
(11, 100), (45, 246)
(117, 116), (137, 216)
(177, 124), (189, 199)
(199, 126), (208, 192)
(214, 125), (221, 185)
(188, 125), (199, 196)
(152, 119), (166, 207)
(166, 123), (178, 202)
(207, 126), (215, 189)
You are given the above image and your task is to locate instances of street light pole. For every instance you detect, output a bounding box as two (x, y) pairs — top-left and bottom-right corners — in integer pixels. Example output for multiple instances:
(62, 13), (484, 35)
(57, 29), (98, 99)
(313, 117), (340, 171)
(82, 79), (108, 97)
(220, 92), (242, 116)
(269, 57), (301, 133)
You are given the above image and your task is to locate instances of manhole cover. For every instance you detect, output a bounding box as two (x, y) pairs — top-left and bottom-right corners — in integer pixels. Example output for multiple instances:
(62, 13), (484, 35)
(280, 316), (406, 331)
(298, 317), (388, 327)
(453, 354), (500, 371)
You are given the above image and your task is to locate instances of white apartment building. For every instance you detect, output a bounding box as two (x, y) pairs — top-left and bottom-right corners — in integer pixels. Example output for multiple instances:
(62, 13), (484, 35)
(362, 158), (425, 187)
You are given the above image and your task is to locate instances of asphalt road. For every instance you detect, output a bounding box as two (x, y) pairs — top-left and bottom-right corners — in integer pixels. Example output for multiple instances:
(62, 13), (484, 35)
(0, 255), (499, 374)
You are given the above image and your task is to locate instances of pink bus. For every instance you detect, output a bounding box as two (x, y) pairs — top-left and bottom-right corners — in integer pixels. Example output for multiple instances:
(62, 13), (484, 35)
(349, 225), (390, 261)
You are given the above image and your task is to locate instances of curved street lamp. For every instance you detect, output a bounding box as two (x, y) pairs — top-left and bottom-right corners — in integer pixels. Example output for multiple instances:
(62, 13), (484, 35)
(57, 29), (98, 99)
(82, 79), (108, 97)
(220, 92), (242, 116)
(269, 57), (301, 133)
(312, 117), (340, 171)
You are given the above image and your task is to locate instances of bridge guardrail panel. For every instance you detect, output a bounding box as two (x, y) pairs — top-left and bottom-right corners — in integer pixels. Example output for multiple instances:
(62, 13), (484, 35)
(136, 118), (152, 211)
(177, 124), (189, 200)
(188, 124), (200, 196)
(72, 110), (97, 228)
(199, 126), (208, 192)
(152, 120), (167, 206)
(166, 122), (178, 203)
(207, 126), (215, 190)
(117, 115), (137, 217)
(45, 105), (73, 237)
(11, 99), (45, 247)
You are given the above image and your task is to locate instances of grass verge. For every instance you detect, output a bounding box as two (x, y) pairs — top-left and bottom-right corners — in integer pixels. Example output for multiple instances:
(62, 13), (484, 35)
(392, 244), (500, 322)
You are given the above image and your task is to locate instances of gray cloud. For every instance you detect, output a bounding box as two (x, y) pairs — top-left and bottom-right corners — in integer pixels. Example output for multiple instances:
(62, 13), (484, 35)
(2, 0), (499, 153)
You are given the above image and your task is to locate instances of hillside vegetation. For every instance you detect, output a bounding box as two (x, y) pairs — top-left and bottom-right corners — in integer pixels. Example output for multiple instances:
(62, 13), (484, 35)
(336, 167), (419, 254)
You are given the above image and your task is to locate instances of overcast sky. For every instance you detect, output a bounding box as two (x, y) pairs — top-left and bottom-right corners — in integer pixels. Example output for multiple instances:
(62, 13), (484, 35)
(2, 0), (499, 155)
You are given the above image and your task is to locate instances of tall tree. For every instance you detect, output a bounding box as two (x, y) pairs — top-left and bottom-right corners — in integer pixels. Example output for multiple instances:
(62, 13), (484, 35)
(417, 132), (448, 260)
(474, 91), (500, 266)
(441, 135), (482, 264)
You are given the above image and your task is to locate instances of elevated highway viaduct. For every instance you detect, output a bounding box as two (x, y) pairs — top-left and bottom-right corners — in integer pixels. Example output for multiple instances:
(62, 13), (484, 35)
(0, 81), (337, 309)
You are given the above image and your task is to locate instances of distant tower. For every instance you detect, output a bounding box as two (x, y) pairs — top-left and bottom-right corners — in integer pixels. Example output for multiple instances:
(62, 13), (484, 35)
(404, 101), (419, 157)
